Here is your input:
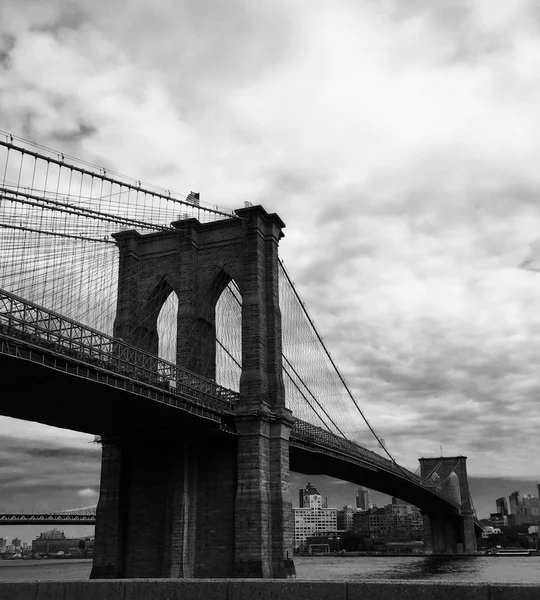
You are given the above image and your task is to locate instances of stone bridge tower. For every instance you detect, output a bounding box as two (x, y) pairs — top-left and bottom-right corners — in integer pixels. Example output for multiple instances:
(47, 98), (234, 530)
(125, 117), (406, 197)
(91, 205), (295, 579)
(419, 456), (477, 554)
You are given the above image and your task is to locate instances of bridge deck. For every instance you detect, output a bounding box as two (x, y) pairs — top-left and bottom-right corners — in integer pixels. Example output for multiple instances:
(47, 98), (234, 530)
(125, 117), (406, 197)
(0, 288), (479, 525)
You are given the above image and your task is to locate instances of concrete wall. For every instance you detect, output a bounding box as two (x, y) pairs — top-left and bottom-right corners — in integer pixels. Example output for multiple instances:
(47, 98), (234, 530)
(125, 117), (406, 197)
(0, 579), (538, 600)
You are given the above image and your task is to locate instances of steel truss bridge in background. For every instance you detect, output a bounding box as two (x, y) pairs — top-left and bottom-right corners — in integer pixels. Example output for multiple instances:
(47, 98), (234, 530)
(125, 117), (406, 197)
(0, 513), (96, 526)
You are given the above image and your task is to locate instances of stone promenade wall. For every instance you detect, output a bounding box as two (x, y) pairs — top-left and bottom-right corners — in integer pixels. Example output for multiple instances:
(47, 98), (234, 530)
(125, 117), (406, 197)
(0, 579), (538, 600)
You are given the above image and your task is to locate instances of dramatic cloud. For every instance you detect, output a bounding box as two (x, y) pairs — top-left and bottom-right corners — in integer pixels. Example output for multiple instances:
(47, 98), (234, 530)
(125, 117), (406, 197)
(0, 418), (100, 512)
(1, 0), (540, 515)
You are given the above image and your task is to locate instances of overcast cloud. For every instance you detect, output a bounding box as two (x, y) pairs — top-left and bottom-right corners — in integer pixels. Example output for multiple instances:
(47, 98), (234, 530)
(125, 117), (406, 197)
(1, 0), (540, 518)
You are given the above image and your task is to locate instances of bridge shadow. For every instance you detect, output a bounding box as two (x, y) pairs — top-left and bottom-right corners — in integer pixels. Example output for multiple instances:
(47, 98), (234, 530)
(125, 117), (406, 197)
(382, 555), (482, 580)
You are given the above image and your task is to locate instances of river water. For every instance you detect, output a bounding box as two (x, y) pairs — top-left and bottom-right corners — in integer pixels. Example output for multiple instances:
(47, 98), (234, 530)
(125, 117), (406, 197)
(0, 556), (538, 583)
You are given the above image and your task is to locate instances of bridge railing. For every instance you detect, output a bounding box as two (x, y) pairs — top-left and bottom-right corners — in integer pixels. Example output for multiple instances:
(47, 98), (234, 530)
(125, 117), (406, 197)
(292, 419), (396, 470)
(0, 288), (238, 412)
(291, 419), (461, 507)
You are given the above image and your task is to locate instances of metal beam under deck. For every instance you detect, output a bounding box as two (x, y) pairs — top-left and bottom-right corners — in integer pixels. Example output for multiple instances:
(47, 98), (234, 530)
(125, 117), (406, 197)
(0, 336), (235, 438)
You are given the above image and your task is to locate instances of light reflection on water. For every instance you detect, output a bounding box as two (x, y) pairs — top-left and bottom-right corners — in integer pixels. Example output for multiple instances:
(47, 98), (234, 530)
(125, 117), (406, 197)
(0, 556), (538, 583)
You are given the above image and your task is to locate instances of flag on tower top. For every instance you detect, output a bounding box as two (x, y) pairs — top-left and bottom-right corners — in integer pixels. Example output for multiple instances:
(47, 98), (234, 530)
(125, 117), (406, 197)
(185, 191), (200, 206)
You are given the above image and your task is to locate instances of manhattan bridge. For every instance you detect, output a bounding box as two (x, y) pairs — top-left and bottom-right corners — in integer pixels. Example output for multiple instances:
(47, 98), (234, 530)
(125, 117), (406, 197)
(0, 132), (480, 578)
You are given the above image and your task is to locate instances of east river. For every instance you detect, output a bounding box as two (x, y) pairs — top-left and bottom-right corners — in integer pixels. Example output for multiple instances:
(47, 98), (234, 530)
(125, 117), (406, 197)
(0, 556), (539, 582)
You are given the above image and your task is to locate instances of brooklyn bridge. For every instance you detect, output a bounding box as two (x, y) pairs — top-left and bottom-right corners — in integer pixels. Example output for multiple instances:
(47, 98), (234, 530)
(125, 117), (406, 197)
(0, 132), (480, 579)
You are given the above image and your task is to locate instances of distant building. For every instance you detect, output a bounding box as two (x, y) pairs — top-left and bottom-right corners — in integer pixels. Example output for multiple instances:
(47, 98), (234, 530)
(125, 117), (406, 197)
(489, 512), (508, 527)
(354, 507), (386, 537)
(355, 487), (370, 511)
(353, 502), (423, 542)
(508, 491), (540, 524)
(0, 538), (6, 551)
(392, 497), (410, 506)
(337, 505), (356, 531)
(11, 538), (21, 548)
(495, 497), (508, 517)
(294, 482), (337, 549)
(31, 529), (86, 555)
(385, 503), (423, 541)
(482, 526), (502, 538)
(299, 482), (327, 509)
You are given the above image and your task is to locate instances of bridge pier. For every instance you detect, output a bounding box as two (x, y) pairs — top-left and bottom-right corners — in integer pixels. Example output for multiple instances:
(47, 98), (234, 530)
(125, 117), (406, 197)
(422, 511), (477, 554)
(91, 433), (238, 579)
(419, 456), (477, 554)
(92, 416), (295, 579)
(234, 410), (295, 578)
(422, 514), (460, 554)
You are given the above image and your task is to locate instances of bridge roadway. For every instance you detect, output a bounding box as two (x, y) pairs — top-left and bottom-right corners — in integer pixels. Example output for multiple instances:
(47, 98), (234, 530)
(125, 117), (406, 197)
(0, 288), (480, 523)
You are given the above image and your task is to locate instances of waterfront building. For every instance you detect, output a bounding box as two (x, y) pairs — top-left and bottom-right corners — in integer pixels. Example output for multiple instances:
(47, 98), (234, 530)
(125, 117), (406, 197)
(0, 538), (6, 551)
(352, 502), (423, 542)
(294, 482), (337, 549)
(482, 526), (502, 538)
(11, 538), (21, 548)
(385, 502), (423, 541)
(354, 507), (386, 538)
(294, 507), (338, 550)
(355, 486), (370, 510)
(337, 505), (356, 531)
(31, 529), (84, 555)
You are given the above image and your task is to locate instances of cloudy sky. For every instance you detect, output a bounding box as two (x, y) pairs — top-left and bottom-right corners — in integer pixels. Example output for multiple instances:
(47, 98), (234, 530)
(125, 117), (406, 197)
(1, 0), (540, 525)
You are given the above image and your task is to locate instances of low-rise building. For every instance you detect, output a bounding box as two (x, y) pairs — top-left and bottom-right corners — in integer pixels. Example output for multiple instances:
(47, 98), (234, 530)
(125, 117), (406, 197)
(353, 502), (423, 542)
(489, 512), (508, 527)
(294, 507), (338, 549)
(31, 529), (93, 556)
(482, 526), (502, 538)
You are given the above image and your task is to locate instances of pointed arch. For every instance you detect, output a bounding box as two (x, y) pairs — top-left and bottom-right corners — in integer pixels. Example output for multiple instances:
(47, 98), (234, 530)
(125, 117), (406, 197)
(215, 277), (242, 391)
(449, 472), (462, 505)
(157, 289), (179, 364)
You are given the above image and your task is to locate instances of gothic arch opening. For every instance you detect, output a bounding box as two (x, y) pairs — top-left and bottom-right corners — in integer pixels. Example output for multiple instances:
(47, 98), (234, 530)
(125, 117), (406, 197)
(215, 280), (242, 391)
(449, 471), (462, 505)
(156, 290), (179, 364)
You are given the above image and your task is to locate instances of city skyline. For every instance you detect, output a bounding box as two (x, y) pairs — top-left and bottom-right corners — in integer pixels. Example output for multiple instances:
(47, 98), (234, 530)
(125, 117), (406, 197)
(289, 474), (540, 521)
(0, 458), (539, 547)
(1, 1), (540, 515)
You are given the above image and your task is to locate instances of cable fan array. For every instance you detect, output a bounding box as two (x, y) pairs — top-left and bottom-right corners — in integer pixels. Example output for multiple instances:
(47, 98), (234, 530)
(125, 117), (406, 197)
(0, 131), (390, 462)
(0, 133), (233, 339)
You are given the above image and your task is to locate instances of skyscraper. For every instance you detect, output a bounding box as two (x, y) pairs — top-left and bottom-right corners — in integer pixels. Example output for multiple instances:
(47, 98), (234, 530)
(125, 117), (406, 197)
(508, 491), (540, 524)
(509, 491), (522, 515)
(496, 497), (508, 516)
(356, 486), (370, 510)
